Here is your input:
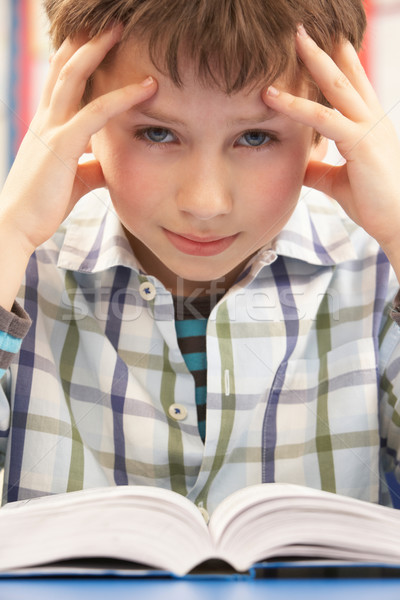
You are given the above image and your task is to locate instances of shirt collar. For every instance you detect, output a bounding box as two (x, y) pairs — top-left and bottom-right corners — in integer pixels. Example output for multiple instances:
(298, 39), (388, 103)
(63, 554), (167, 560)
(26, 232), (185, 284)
(58, 187), (357, 276)
(271, 187), (357, 266)
(57, 189), (142, 273)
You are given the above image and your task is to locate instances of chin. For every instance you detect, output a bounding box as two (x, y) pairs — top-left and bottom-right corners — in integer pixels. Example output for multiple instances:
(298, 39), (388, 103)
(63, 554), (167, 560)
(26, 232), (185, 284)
(170, 263), (240, 289)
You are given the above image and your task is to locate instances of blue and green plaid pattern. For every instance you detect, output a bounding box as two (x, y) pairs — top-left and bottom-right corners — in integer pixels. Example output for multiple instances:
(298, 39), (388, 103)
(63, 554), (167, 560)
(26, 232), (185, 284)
(0, 187), (399, 513)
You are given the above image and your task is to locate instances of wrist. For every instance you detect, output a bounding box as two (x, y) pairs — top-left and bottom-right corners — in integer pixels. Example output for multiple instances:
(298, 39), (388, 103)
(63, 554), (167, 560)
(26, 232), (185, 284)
(0, 216), (34, 312)
(0, 209), (37, 258)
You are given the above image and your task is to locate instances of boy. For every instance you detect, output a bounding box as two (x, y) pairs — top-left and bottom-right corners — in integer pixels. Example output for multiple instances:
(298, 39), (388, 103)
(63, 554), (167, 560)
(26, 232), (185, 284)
(0, 0), (400, 514)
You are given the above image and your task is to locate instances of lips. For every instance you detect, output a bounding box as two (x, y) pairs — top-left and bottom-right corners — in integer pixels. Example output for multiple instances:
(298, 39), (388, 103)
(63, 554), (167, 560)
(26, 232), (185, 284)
(164, 229), (239, 256)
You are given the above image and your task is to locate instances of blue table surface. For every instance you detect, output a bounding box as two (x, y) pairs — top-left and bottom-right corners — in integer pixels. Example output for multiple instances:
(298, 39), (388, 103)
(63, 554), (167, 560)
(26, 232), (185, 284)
(2, 577), (400, 600)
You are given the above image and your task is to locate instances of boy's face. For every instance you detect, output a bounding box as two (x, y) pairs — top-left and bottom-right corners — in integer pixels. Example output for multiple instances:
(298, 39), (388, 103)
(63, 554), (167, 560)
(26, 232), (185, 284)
(91, 38), (320, 295)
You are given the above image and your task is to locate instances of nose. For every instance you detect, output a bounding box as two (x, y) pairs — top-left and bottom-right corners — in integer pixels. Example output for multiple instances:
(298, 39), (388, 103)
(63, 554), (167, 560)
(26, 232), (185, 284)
(176, 156), (233, 220)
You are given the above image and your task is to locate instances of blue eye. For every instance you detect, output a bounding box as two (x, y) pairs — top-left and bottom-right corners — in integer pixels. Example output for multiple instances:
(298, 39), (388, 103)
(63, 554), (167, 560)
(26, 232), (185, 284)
(143, 128), (175, 143)
(238, 131), (271, 147)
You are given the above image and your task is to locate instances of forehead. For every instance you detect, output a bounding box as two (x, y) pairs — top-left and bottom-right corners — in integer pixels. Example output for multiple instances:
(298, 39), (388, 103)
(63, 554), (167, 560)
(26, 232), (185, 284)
(96, 49), (278, 125)
(93, 42), (313, 131)
(99, 34), (304, 97)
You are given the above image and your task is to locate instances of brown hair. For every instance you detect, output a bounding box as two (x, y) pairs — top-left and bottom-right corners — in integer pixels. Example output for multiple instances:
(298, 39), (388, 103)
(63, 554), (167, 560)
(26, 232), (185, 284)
(43, 0), (366, 95)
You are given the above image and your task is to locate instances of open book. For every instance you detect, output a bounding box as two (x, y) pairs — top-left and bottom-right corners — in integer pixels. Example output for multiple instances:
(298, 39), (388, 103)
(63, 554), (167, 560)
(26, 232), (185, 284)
(1, 483), (400, 577)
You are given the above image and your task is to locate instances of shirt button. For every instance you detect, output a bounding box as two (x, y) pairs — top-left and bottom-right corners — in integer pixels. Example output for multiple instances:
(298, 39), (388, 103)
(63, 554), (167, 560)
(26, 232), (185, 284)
(168, 404), (188, 421)
(139, 281), (156, 301)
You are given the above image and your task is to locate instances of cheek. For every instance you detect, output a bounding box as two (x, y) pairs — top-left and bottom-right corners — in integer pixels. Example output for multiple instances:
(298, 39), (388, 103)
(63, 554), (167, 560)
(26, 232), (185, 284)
(95, 139), (165, 221)
(245, 192), (298, 248)
(239, 150), (308, 235)
(239, 154), (306, 212)
(110, 175), (161, 238)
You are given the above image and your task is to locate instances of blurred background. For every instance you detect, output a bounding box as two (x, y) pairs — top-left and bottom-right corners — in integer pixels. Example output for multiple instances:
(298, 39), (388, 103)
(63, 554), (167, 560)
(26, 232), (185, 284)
(1, 0), (400, 185)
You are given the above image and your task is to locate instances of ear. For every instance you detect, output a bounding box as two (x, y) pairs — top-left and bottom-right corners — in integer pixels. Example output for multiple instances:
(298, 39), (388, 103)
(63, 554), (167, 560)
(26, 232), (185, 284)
(309, 136), (329, 162)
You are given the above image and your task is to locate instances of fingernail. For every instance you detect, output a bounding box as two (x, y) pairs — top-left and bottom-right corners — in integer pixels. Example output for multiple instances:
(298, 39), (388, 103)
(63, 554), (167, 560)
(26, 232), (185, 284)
(266, 86), (279, 98)
(141, 76), (155, 88)
(297, 24), (308, 38)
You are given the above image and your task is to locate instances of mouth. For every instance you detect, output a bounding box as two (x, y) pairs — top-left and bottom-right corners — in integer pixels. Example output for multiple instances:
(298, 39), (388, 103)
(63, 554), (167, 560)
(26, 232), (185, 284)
(163, 229), (239, 256)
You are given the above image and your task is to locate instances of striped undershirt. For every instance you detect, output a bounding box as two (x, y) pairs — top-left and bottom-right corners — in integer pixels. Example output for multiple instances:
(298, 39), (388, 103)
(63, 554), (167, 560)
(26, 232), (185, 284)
(173, 293), (224, 442)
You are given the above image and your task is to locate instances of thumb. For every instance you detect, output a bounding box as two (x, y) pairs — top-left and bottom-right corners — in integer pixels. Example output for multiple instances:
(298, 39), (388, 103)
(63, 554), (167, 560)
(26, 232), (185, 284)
(71, 160), (106, 206)
(303, 160), (342, 197)
(304, 161), (352, 209)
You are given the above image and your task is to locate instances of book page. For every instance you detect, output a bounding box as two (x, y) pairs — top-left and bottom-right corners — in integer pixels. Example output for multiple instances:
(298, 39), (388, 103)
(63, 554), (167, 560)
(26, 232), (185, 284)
(209, 483), (400, 572)
(0, 486), (213, 576)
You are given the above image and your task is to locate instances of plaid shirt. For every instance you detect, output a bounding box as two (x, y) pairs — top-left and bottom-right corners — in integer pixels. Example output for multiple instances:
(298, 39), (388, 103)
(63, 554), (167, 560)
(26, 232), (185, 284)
(0, 187), (399, 513)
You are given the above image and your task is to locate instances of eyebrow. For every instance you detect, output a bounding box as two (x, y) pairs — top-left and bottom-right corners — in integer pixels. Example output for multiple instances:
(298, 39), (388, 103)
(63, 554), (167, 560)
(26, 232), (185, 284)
(134, 107), (280, 128)
(227, 111), (280, 126)
(135, 109), (186, 127)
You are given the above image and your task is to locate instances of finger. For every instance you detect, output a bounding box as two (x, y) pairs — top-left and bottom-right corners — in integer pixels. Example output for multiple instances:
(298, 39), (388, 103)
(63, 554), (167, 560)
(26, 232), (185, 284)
(295, 26), (371, 122)
(49, 26), (124, 122)
(39, 37), (83, 108)
(263, 87), (357, 147)
(331, 40), (383, 114)
(59, 79), (157, 157)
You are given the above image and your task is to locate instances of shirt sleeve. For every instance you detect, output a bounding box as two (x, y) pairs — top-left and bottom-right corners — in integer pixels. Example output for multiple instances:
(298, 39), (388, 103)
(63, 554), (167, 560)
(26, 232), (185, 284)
(0, 302), (31, 462)
(0, 302), (31, 380)
(379, 289), (400, 481)
(390, 289), (400, 325)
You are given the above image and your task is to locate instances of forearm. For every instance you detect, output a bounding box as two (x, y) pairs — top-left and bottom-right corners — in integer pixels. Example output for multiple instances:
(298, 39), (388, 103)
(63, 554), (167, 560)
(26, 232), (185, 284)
(0, 218), (33, 312)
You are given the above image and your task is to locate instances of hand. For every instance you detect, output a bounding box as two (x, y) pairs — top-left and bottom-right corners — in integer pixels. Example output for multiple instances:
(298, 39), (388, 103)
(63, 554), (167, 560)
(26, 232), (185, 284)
(263, 25), (400, 264)
(0, 27), (157, 256)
